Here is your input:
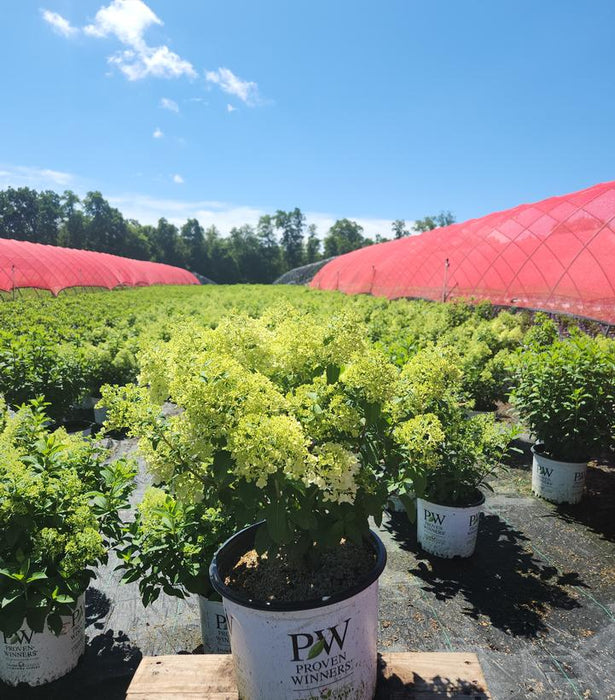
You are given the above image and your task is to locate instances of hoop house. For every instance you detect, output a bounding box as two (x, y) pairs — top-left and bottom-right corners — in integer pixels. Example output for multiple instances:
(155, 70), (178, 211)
(311, 181), (615, 324)
(0, 239), (199, 295)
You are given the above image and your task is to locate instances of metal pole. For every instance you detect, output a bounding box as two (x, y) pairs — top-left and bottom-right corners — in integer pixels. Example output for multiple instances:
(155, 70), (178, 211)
(441, 258), (450, 302)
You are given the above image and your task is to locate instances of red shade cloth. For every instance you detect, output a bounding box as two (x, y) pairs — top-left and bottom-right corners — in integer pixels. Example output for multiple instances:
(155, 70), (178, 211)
(0, 239), (199, 295)
(311, 181), (615, 324)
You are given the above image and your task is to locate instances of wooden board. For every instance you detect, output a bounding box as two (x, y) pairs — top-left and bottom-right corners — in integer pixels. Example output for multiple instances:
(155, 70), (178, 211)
(126, 652), (490, 699)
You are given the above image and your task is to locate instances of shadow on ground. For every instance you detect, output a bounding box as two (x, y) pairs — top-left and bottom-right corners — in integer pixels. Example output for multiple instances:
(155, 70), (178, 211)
(555, 459), (615, 543)
(386, 512), (586, 638)
(376, 654), (488, 699)
(86, 587), (111, 629)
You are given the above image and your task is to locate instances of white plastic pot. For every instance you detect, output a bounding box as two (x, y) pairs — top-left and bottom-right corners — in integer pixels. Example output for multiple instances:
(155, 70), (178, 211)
(93, 404), (108, 425)
(0, 594), (86, 687)
(531, 445), (587, 504)
(210, 523), (386, 700)
(387, 493), (405, 513)
(198, 595), (231, 653)
(417, 492), (485, 558)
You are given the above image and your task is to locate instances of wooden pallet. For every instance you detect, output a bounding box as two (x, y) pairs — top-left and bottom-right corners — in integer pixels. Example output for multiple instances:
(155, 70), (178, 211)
(126, 652), (490, 699)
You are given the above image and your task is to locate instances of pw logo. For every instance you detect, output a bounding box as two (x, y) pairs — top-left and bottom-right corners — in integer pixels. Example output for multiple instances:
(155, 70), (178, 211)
(424, 509), (446, 525)
(289, 618), (351, 662)
(215, 613), (227, 631)
(538, 466), (553, 477)
(4, 629), (34, 645)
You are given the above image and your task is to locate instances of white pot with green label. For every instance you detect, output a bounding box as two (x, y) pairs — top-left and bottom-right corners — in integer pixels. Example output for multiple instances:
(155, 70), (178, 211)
(531, 445), (587, 504)
(210, 523), (387, 700)
(417, 491), (485, 558)
(0, 594), (86, 687)
(198, 593), (230, 653)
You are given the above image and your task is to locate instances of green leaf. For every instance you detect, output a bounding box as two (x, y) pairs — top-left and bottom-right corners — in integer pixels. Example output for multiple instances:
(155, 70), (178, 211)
(53, 594), (76, 605)
(307, 638), (325, 659)
(47, 613), (63, 636)
(326, 365), (340, 384)
(289, 508), (317, 531)
(365, 402), (380, 425)
(26, 571), (48, 583)
(26, 606), (49, 633)
(265, 502), (292, 545)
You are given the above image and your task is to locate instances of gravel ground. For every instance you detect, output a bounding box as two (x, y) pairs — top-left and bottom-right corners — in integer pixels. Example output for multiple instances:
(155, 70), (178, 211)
(2, 435), (614, 699)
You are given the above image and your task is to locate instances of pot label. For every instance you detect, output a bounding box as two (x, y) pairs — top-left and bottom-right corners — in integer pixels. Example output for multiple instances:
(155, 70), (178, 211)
(532, 452), (587, 504)
(199, 598), (231, 653)
(0, 595), (85, 687)
(223, 583), (378, 699)
(417, 499), (483, 558)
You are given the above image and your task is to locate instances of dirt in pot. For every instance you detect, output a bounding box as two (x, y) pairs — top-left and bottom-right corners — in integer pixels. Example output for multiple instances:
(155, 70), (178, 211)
(224, 538), (377, 603)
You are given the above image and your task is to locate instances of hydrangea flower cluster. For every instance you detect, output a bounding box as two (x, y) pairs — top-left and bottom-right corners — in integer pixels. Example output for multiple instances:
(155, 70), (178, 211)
(102, 307), (398, 555)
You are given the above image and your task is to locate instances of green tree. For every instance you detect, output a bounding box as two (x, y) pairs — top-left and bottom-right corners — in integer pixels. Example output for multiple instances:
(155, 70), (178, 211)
(274, 208), (305, 270)
(36, 190), (63, 245)
(83, 191), (128, 253)
(181, 218), (208, 274)
(150, 218), (187, 267)
(392, 219), (409, 239)
(57, 190), (86, 249)
(257, 215), (282, 280)
(0, 187), (61, 244)
(227, 224), (272, 283)
(203, 225), (240, 283)
(323, 218), (366, 257)
(412, 210), (456, 233)
(123, 220), (152, 261)
(305, 224), (321, 263)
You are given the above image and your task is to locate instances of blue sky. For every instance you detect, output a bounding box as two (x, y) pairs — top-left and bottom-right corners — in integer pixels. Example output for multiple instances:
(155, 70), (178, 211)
(0, 1), (614, 238)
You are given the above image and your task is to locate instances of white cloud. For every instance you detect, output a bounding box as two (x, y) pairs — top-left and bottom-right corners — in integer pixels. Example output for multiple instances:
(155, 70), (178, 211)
(109, 45), (196, 81)
(41, 10), (79, 37)
(226, 104), (237, 113)
(84, 0), (160, 46)
(82, 0), (196, 81)
(0, 165), (74, 189)
(205, 67), (260, 106)
(153, 127), (163, 138)
(172, 174), (184, 184)
(160, 97), (179, 113)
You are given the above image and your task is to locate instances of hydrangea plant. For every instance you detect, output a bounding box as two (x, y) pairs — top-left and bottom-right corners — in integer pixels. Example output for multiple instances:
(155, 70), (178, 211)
(510, 329), (615, 462)
(0, 399), (136, 636)
(101, 308), (397, 568)
(383, 346), (517, 513)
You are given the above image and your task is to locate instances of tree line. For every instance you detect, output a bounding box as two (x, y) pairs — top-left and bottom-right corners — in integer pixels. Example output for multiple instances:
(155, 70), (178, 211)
(0, 187), (454, 284)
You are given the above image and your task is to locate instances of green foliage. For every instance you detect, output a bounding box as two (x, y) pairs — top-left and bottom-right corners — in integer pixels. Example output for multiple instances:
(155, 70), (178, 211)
(0, 328), (85, 421)
(385, 346), (517, 509)
(116, 488), (232, 605)
(101, 308), (394, 565)
(323, 219), (368, 257)
(510, 331), (615, 461)
(412, 210), (456, 233)
(0, 400), (136, 635)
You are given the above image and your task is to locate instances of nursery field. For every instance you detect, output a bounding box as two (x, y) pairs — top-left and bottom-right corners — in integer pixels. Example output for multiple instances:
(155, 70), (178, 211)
(3, 432), (614, 700)
(0, 283), (539, 419)
(1, 285), (615, 699)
